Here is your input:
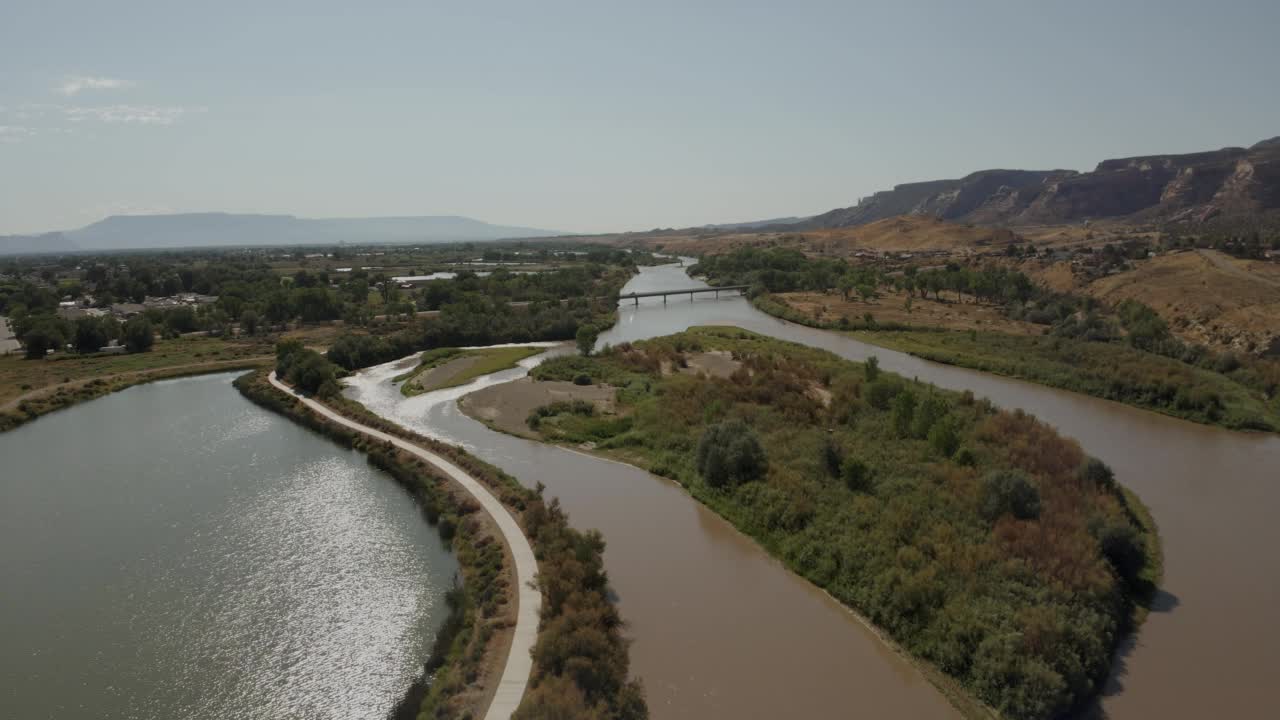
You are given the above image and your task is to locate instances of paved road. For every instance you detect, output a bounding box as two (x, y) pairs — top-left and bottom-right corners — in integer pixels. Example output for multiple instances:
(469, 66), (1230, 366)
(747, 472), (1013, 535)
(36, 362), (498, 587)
(0, 316), (19, 355)
(267, 372), (538, 719)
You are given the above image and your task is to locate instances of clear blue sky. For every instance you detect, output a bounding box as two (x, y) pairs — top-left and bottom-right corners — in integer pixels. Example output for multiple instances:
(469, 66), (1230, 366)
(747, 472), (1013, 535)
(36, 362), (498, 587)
(2, 0), (1277, 235)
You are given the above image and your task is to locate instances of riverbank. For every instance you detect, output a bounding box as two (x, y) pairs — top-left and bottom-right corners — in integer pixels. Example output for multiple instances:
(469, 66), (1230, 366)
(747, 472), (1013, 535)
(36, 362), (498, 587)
(0, 354), (273, 433)
(464, 327), (1163, 720)
(752, 294), (1280, 432)
(236, 368), (646, 719)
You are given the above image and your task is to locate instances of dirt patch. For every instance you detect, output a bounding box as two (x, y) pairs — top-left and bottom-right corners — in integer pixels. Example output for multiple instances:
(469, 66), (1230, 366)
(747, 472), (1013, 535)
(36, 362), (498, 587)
(460, 378), (617, 438)
(807, 383), (833, 407)
(681, 351), (741, 379)
(777, 289), (1045, 335)
(1020, 258), (1081, 294)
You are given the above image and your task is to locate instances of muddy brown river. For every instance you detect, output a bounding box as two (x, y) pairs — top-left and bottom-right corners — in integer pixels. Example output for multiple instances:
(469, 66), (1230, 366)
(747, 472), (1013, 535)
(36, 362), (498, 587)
(347, 262), (1280, 719)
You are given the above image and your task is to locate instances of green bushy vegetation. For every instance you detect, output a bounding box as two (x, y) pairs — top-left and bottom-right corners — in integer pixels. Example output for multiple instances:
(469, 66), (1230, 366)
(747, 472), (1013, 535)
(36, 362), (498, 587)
(851, 330), (1280, 431)
(524, 327), (1160, 720)
(326, 297), (614, 372)
(275, 339), (341, 397)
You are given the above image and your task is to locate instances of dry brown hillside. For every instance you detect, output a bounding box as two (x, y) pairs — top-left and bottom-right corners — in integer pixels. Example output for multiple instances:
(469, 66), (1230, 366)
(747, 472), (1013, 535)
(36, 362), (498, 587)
(621, 216), (1022, 257)
(799, 216), (1019, 255)
(1085, 250), (1280, 354)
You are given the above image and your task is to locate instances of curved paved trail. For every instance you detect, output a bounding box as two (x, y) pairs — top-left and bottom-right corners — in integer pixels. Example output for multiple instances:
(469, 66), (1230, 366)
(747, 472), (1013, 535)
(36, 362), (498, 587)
(268, 372), (538, 719)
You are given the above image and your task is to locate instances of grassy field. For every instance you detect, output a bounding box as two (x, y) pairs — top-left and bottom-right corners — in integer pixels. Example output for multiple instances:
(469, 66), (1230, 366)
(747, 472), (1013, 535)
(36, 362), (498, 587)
(0, 336), (273, 408)
(513, 327), (1161, 720)
(850, 329), (1280, 431)
(0, 335), (275, 432)
(398, 345), (545, 396)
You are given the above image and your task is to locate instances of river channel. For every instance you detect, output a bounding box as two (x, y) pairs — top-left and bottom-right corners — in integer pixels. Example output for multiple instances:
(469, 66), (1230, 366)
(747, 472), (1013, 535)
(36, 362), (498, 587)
(346, 260), (1280, 719)
(0, 372), (457, 719)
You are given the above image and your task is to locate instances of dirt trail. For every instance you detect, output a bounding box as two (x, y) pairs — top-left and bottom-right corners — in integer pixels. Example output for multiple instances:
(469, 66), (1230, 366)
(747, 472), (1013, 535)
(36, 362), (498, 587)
(1196, 249), (1280, 289)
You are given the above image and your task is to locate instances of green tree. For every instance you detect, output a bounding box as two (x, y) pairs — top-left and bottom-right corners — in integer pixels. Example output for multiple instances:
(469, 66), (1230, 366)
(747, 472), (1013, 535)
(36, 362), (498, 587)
(1077, 457), (1116, 492)
(263, 290), (293, 323)
(979, 470), (1041, 523)
(290, 352), (338, 396)
(1095, 520), (1147, 587)
(891, 390), (917, 438)
(865, 355), (880, 382)
(864, 377), (898, 410)
(164, 306), (199, 333)
(22, 316), (68, 359)
(696, 420), (768, 488)
(239, 309), (260, 336)
(841, 457), (872, 492)
(576, 323), (599, 356)
(73, 316), (117, 353)
(912, 394), (949, 439)
(928, 416), (961, 457)
(124, 316), (155, 353)
(823, 438), (842, 478)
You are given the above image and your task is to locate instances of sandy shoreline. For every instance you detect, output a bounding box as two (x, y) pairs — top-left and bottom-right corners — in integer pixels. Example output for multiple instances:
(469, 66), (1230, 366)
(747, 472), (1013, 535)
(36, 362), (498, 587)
(460, 377), (616, 438)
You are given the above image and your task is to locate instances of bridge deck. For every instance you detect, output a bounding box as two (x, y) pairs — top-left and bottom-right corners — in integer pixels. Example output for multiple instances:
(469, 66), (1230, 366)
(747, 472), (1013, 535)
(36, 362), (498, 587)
(619, 285), (750, 300)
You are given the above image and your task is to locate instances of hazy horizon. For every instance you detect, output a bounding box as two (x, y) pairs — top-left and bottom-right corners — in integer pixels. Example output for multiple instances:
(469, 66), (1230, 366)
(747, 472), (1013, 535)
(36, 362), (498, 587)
(3, 0), (1278, 235)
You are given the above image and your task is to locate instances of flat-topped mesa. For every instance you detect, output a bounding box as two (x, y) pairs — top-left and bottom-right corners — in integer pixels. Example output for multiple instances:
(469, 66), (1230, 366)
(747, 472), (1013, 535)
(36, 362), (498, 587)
(802, 135), (1280, 228)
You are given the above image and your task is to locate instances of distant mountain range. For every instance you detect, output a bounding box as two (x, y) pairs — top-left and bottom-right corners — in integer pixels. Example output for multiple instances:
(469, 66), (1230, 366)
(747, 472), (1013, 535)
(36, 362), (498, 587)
(800, 136), (1280, 230)
(0, 213), (562, 255)
(699, 216), (810, 231)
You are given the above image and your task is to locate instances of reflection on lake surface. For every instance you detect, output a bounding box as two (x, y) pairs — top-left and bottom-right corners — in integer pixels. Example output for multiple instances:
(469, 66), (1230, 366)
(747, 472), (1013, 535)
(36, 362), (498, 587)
(0, 373), (457, 720)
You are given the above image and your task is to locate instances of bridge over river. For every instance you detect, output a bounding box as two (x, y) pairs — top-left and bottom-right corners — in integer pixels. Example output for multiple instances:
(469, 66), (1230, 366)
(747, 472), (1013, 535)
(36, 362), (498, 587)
(618, 285), (749, 304)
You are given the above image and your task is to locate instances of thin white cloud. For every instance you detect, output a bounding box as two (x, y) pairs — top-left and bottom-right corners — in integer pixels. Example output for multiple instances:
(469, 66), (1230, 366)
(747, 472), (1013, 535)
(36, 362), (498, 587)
(57, 75), (135, 96)
(0, 125), (35, 143)
(64, 104), (204, 126)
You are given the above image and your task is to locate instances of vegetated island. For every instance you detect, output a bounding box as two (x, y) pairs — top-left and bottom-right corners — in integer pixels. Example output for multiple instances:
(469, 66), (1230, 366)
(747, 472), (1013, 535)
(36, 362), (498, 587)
(691, 247), (1280, 431)
(396, 345), (547, 396)
(461, 327), (1162, 720)
(236, 342), (648, 720)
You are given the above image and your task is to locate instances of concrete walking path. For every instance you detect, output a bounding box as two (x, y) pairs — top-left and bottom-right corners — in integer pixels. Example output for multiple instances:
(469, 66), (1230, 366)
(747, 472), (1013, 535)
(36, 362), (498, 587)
(268, 372), (539, 720)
